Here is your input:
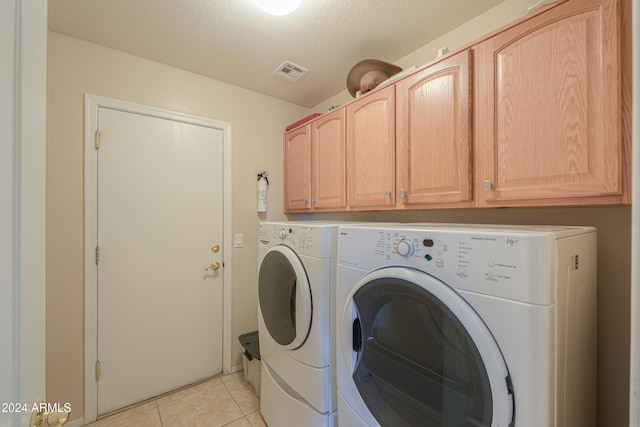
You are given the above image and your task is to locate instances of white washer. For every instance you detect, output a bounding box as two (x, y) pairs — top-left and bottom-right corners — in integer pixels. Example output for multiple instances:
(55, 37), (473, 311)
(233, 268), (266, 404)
(258, 222), (342, 427)
(336, 224), (597, 427)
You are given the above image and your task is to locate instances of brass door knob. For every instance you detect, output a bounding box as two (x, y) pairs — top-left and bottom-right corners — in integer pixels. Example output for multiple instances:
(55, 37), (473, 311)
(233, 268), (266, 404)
(205, 261), (221, 271)
(30, 403), (70, 426)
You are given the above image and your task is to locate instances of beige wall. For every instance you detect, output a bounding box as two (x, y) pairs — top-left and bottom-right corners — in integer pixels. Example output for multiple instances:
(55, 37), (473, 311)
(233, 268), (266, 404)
(46, 31), (303, 421)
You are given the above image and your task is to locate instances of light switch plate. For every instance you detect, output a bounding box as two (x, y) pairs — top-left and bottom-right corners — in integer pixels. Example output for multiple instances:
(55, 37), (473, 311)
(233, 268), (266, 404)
(234, 233), (244, 248)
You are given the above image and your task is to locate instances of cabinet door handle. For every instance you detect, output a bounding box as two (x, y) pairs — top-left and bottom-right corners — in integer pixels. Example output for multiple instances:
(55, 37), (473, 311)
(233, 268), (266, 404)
(385, 190), (392, 198)
(483, 180), (493, 190)
(399, 188), (406, 197)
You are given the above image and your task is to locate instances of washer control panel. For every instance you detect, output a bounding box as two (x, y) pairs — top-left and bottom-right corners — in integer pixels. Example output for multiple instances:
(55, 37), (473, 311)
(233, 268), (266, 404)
(376, 231), (454, 269)
(378, 230), (526, 280)
(261, 224), (315, 249)
(339, 225), (553, 303)
(259, 222), (336, 258)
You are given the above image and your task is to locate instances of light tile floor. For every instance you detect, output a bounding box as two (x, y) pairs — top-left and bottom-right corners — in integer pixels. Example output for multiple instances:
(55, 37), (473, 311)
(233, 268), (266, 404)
(84, 371), (266, 427)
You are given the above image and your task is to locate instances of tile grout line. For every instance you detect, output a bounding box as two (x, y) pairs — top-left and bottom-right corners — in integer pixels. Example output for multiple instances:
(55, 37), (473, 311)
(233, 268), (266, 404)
(86, 372), (260, 427)
(222, 378), (249, 426)
(220, 374), (264, 427)
(155, 400), (163, 427)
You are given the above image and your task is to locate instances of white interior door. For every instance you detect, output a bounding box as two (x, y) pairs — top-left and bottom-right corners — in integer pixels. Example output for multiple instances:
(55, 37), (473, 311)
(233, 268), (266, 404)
(95, 106), (225, 415)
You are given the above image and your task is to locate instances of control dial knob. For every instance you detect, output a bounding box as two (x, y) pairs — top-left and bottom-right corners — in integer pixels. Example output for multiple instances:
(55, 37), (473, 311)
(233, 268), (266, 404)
(396, 239), (415, 257)
(277, 228), (288, 240)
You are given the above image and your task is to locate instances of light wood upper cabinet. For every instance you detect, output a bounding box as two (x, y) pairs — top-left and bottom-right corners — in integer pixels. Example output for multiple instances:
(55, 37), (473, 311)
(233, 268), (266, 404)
(347, 85), (396, 209)
(396, 49), (473, 208)
(476, 0), (626, 206)
(283, 125), (312, 211)
(282, 0), (630, 213)
(284, 109), (346, 212)
(312, 109), (347, 210)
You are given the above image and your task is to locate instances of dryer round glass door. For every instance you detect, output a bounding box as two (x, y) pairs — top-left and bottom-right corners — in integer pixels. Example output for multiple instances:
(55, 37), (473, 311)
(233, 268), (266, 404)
(258, 245), (312, 350)
(342, 267), (514, 427)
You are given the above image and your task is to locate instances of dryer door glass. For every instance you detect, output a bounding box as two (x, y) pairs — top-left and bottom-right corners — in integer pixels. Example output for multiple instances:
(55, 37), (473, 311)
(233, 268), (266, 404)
(258, 247), (312, 348)
(352, 277), (494, 427)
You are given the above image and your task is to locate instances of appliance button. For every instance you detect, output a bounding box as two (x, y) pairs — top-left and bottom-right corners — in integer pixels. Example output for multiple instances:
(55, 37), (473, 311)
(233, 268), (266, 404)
(396, 239), (415, 257)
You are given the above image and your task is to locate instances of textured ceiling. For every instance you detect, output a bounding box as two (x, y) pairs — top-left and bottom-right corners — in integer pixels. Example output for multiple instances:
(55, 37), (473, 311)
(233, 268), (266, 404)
(48, 0), (508, 107)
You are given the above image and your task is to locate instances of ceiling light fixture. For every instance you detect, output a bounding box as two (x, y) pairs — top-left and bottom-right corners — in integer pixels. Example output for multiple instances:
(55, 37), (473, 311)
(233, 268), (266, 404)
(254, 0), (302, 15)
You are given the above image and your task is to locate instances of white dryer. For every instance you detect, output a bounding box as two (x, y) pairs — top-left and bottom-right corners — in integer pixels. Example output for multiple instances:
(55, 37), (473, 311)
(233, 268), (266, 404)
(336, 224), (597, 427)
(258, 222), (341, 427)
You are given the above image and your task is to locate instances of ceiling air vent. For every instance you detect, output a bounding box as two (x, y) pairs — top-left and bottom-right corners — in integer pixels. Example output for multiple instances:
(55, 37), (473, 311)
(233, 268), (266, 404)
(274, 61), (308, 82)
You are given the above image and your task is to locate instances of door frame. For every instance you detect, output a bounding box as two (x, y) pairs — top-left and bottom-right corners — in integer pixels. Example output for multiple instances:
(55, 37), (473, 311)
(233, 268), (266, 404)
(83, 94), (233, 423)
(1, 1), (47, 426)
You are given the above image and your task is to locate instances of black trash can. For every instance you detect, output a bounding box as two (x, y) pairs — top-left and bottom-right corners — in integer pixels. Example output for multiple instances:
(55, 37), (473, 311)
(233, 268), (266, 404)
(238, 331), (261, 397)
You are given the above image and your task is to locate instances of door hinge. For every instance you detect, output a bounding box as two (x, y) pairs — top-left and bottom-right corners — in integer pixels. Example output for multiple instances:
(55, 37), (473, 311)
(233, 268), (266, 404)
(95, 130), (101, 149)
(95, 360), (101, 381)
(95, 246), (100, 265)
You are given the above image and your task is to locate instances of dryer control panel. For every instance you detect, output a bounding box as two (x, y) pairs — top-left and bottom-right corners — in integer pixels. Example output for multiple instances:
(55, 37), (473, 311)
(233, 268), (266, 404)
(338, 225), (560, 305)
(259, 222), (336, 258)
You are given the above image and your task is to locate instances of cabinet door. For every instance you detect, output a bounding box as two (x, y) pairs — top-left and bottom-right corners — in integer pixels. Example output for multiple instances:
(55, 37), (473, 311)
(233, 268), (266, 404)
(477, 0), (622, 205)
(283, 125), (311, 211)
(312, 109), (347, 210)
(347, 85), (395, 209)
(396, 49), (473, 207)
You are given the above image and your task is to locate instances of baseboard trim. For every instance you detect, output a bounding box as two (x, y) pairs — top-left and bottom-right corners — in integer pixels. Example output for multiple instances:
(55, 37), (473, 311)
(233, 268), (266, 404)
(65, 418), (84, 427)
